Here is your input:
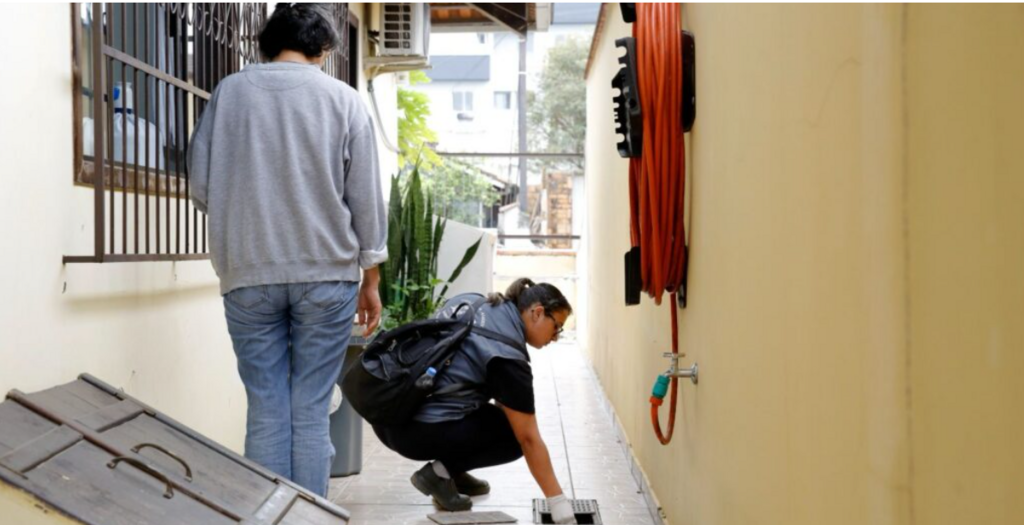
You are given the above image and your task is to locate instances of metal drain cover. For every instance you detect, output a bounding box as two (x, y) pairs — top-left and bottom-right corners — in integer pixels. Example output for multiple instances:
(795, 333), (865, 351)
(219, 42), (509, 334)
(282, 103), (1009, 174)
(532, 498), (602, 524)
(428, 511), (518, 524)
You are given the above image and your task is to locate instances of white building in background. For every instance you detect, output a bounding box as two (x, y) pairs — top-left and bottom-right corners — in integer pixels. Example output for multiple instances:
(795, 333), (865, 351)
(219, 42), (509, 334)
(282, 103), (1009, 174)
(412, 3), (600, 184)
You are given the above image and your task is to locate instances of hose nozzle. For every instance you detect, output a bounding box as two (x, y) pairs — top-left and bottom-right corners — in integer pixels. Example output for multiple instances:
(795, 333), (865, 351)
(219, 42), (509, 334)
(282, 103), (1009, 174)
(652, 374), (670, 401)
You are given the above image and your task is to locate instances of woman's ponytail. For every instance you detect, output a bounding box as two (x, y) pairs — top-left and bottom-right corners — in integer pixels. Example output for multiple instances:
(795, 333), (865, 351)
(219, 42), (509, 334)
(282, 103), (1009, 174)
(487, 277), (571, 316)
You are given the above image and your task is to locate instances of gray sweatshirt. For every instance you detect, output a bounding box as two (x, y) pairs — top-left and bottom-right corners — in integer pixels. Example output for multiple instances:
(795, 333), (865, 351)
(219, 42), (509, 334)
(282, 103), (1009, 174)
(187, 62), (387, 294)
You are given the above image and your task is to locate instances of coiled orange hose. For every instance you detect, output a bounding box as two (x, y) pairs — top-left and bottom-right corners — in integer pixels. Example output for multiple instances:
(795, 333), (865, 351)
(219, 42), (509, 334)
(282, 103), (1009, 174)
(630, 3), (687, 303)
(629, 4), (687, 445)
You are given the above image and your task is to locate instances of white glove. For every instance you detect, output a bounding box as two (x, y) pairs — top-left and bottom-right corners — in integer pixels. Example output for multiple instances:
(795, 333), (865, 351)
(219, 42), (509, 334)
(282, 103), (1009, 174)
(548, 494), (578, 525)
(329, 384), (344, 414)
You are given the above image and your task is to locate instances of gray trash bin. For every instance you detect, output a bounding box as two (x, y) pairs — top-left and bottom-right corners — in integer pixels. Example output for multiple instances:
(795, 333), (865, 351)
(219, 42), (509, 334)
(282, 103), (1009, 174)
(330, 333), (367, 477)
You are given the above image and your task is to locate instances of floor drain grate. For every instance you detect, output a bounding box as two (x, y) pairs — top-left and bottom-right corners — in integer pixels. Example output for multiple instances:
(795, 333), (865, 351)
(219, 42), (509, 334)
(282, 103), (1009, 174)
(532, 498), (602, 524)
(428, 511), (518, 524)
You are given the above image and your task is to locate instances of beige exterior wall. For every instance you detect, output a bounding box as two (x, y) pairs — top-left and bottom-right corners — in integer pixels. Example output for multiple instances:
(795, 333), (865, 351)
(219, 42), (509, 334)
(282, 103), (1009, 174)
(905, 5), (1024, 524)
(586, 4), (1022, 525)
(0, 4), (398, 454)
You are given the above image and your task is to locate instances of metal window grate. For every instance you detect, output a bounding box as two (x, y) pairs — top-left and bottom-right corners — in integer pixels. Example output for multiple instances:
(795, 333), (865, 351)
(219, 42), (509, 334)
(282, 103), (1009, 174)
(65, 3), (355, 264)
(322, 4), (358, 86)
(532, 498), (602, 524)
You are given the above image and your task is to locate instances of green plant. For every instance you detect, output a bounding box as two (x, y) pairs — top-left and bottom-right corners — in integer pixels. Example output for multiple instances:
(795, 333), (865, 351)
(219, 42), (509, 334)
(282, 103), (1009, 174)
(397, 70), (442, 169)
(417, 161), (500, 226)
(379, 165), (483, 330)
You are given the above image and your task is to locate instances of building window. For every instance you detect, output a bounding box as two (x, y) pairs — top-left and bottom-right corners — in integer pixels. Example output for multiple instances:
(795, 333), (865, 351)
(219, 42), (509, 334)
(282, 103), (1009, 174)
(453, 91), (474, 112)
(493, 91), (512, 110)
(476, 33), (487, 45)
(67, 3), (356, 262)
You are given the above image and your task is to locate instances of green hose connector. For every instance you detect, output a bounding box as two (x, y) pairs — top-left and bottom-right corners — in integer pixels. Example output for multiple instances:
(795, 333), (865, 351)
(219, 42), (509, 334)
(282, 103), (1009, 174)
(652, 375), (670, 400)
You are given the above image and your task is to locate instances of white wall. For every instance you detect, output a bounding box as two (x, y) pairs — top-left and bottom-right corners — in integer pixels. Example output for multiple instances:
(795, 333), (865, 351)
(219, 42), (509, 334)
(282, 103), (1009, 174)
(352, 4), (401, 195)
(0, 4), (246, 450)
(0, 3), (400, 454)
(435, 219), (497, 298)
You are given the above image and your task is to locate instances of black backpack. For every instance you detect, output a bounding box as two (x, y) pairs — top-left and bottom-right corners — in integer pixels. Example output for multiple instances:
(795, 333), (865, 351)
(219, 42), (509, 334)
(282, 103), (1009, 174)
(341, 299), (526, 426)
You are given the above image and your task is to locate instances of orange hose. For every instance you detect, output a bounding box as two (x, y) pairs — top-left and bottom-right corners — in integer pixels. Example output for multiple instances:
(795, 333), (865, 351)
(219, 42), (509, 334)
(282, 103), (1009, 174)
(629, 4), (687, 304)
(629, 4), (687, 445)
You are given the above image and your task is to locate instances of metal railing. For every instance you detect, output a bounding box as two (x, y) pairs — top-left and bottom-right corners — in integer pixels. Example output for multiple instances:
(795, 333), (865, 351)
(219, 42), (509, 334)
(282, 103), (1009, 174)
(65, 3), (354, 264)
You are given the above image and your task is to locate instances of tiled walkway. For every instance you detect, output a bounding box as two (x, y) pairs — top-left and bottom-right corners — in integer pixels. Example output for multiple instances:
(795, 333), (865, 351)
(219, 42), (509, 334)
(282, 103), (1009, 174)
(329, 339), (662, 525)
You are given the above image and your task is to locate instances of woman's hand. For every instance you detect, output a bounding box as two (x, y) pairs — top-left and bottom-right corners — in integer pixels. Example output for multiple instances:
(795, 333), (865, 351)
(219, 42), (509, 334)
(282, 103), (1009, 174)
(501, 406), (564, 497)
(358, 267), (382, 336)
(548, 494), (578, 524)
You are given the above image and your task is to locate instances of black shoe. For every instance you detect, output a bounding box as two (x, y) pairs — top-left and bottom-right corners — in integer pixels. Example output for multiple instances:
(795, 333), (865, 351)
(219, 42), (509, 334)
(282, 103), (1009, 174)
(453, 472), (491, 496)
(411, 464), (473, 511)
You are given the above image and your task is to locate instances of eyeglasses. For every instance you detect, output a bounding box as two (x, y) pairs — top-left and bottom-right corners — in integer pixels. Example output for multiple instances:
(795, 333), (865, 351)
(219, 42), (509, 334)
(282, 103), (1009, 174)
(544, 311), (564, 338)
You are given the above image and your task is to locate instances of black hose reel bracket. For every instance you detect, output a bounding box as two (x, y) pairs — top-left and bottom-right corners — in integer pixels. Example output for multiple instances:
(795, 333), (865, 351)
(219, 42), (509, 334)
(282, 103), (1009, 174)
(611, 32), (696, 154)
(613, 21), (697, 308)
(612, 37), (643, 159)
(681, 30), (696, 133)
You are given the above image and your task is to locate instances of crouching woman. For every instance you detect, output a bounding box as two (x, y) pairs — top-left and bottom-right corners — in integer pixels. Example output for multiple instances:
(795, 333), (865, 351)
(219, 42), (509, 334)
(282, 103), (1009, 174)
(372, 278), (577, 524)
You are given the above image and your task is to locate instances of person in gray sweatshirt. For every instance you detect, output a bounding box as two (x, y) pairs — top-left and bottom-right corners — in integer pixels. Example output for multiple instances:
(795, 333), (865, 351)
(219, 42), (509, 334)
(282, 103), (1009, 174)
(187, 3), (387, 498)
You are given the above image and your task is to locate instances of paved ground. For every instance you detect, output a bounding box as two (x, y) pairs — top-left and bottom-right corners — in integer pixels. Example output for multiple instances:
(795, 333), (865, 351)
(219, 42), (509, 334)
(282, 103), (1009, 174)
(328, 339), (661, 525)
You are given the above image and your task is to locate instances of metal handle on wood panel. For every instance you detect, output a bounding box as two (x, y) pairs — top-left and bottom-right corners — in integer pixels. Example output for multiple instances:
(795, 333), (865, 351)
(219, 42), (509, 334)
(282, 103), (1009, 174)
(107, 456), (175, 499)
(131, 443), (193, 482)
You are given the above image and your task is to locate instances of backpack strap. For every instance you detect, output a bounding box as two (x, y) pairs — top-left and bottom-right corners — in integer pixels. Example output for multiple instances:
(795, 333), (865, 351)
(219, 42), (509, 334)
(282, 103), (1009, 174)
(466, 296), (529, 355)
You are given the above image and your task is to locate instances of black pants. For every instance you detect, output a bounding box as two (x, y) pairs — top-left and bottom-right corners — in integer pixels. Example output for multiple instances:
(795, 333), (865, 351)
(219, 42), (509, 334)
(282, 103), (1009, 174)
(372, 404), (523, 474)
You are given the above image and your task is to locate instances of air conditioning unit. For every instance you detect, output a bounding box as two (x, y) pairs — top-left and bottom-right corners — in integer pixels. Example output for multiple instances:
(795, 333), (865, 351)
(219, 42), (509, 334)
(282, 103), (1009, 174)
(379, 3), (430, 58)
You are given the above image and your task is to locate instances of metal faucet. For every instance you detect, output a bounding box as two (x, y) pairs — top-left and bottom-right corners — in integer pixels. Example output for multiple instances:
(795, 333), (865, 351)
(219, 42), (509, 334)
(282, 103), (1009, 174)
(663, 352), (698, 385)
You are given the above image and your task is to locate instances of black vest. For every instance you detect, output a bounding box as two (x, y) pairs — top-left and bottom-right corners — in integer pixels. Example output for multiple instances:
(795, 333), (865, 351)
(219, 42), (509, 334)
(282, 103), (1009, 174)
(413, 294), (531, 423)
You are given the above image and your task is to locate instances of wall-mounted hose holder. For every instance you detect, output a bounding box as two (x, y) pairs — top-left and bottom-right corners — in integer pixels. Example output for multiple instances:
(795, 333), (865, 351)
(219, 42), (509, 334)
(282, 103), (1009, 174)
(612, 37), (643, 159)
(682, 30), (696, 133)
(620, 3), (637, 24)
(625, 247), (642, 306)
(677, 247), (689, 308)
(617, 30), (696, 308)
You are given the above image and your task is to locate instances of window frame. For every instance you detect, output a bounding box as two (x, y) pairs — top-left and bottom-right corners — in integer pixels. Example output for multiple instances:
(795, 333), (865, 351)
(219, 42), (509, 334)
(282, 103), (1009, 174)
(493, 91), (512, 110)
(70, 4), (214, 197)
(453, 90), (474, 112)
(65, 3), (358, 263)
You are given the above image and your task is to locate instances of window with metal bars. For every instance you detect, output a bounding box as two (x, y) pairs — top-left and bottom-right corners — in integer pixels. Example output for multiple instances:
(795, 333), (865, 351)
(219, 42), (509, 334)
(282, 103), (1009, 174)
(66, 3), (358, 263)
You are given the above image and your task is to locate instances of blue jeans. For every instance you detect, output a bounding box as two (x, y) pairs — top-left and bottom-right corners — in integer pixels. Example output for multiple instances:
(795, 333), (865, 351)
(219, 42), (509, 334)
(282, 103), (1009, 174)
(223, 281), (358, 497)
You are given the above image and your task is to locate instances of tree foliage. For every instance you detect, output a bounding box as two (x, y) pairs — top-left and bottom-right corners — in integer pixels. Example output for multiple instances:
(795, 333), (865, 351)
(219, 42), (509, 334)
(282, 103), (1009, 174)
(419, 161), (500, 227)
(527, 36), (589, 172)
(397, 70), (441, 169)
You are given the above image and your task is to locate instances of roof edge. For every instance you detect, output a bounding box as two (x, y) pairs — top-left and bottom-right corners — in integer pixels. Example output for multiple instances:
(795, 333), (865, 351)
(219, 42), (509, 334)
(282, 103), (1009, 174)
(583, 3), (610, 81)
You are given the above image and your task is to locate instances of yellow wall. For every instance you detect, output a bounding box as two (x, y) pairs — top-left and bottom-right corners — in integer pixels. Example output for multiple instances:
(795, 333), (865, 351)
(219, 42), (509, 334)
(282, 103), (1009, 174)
(906, 5), (1024, 524)
(586, 4), (1023, 525)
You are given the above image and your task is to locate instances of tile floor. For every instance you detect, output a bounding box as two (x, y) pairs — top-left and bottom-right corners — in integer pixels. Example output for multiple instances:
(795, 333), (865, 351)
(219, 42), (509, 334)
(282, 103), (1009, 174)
(328, 339), (662, 525)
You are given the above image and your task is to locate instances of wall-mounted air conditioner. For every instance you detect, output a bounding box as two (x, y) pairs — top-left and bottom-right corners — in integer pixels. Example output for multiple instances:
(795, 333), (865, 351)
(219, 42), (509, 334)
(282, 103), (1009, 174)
(379, 3), (430, 58)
